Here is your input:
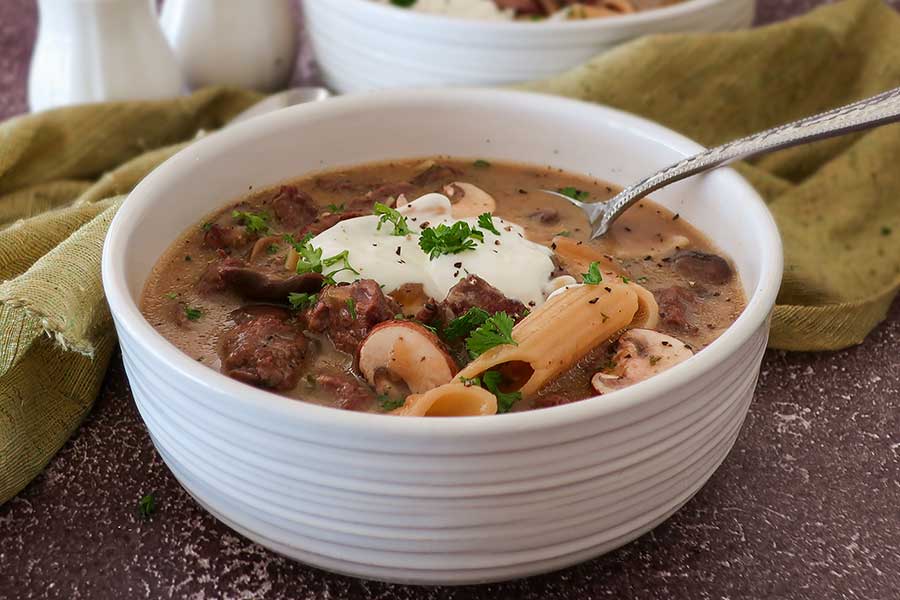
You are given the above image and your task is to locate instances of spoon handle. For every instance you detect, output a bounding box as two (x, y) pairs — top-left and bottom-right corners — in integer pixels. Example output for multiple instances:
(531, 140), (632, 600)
(595, 86), (900, 238)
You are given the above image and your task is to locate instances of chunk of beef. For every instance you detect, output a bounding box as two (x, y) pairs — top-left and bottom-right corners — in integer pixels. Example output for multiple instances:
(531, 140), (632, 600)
(529, 208), (560, 224)
(218, 263), (324, 302)
(203, 223), (248, 251)
(306, 279), (401, 354)
(196, 253), (244, 294)
(655, 286), (699, 335)
(409, 162), (461, 187)
(673, 250), (733, 285)
(493, 0), (544, 15)
(272, 185), (318, 229)
(316, 373), (375, 411)
(365, 182), (416, 206)
(219, 307), (307, 391)
(438, 275), (528, 322)
(301, 209), (369, 236)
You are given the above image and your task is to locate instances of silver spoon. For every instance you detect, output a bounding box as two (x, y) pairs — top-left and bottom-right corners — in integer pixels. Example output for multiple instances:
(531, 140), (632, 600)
(543, 86), (900, 239)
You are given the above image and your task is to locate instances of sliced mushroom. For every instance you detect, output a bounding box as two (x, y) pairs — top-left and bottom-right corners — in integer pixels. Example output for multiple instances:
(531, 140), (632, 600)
(218, 264), (324, 301)
(591, 329), (692, 395)
(442, 182), (497, 219)
(249, 235), (284, 263)
(357, 321), (458, 395)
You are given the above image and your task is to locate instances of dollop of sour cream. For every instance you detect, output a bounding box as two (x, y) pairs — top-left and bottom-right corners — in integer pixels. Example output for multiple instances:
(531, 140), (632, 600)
(311, 193), (565, 308)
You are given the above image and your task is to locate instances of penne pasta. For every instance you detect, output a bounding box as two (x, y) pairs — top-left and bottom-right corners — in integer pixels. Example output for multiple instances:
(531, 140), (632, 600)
(552, 236), (659, 329)
(392, 383), (498, 417)
(457, 283), (639, 398)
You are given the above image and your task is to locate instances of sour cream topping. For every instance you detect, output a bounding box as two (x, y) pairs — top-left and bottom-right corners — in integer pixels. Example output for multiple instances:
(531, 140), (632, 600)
(311, 193), (565, 307)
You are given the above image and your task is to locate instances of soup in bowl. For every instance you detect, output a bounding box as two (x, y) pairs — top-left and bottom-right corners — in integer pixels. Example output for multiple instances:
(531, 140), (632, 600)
(102, 89), (781, 584)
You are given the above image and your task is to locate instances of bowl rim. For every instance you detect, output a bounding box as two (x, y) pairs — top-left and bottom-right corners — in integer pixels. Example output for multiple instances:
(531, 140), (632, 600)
(328, 0), (739, 33)
(102, 87), (783, 440)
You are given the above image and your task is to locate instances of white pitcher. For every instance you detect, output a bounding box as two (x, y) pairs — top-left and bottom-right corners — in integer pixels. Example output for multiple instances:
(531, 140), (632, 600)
(160, 0), (298, 92)
(28, 0), (184, 112)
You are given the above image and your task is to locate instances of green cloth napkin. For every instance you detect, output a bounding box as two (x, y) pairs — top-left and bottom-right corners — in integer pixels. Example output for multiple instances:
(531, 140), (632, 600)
(1, 0), (899, 504)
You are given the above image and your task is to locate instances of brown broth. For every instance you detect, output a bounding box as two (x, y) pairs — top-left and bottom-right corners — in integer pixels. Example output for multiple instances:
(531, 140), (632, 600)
(141, 157), (746, 413)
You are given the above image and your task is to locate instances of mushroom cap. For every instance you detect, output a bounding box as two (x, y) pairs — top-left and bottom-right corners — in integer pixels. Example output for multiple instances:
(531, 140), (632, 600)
(592, 328), (693, 395)
(357, 321), (458, 395)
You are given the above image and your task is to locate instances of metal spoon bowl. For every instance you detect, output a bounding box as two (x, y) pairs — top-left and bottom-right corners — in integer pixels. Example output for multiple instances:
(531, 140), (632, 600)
(544, 86), (900, 239)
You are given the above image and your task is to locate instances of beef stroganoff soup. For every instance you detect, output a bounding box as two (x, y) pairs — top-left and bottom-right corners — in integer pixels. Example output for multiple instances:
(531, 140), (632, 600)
(141, 158), (745, 416)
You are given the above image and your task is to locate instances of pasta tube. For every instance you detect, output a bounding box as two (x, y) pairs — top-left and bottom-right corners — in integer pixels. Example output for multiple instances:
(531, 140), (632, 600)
(391, 383), (498, 417)
(457, 283), (639, 398)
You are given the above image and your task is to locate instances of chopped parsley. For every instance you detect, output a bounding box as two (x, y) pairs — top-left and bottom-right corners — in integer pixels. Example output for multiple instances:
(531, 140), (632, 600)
(582, 262), (603, 285)
(266, 243), (279, 255)
(326, 203), (346, 214)
(285, 234), (359, 283)
(164, 292), (178, 300)
(466, 312), (517, 358)
(557, 187), (590, 202)
(419, 221), (484, 260)
(390, 0), (416, 6)
(373, 202), (410, 236)
(231, 210), (269, 234)
(636, 276), (649, 284)
(882, 226), (893, 236)
(346, 297), (357, 320)
(138, 493), (156, 518)
(378, 394), (406, 411)
(443, 307), (490, 340)
(482, 370), (522, 414)
(459, 375), (482, 387)
(288, 292), (318, 311)
(184, 306), (202, 321)
(477, 212), (501, 235)
(556, 230), (572, 237)
(620, 275), (631, 284)
(201, 222), (213, 232)
(649, 355), (662, 366)
(473, 159), (491, 168)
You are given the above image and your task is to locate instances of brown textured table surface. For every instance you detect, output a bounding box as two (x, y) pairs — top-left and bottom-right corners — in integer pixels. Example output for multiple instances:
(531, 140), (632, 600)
(2, 1), (900, 599)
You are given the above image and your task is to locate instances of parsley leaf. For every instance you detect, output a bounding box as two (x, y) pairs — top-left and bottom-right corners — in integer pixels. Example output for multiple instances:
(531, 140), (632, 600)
(466, 312), (517, 358)
(443, 307), (490, 340)
(482, 371), (522, 414)
(373, 202), (410, 236)
(184, 306), (202, 321)
(231, 210), (269, 234)
(288, 292), (318, 311)
(285, 235), (358, 283)
(346, 297), (357, 319)
(555, 230), (571, 237)
(557, 187), (590, 202)
(138, 493), (156, 518)
(326, 203), (345, 214)
(390, 0), (416, 6)
(477, 212), (500, 235)
(473, 159), (491, 168)
(419, 221), (484, 260)
(378, 394), (406, 411)
(266, 243), (279, 254)
(201, 222), (213, 232)
(164, 292), (178, 300)
(582, 262), (603, 284)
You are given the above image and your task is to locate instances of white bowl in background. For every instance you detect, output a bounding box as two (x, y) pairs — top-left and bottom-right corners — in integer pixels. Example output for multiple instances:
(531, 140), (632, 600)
(102, 88), (782, 584)
(302, 0), (755, 93)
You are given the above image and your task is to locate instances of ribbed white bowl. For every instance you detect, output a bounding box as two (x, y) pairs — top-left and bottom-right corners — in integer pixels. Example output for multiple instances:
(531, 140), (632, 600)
(102, 88), (782, 584)
(303, 0), (755, 93)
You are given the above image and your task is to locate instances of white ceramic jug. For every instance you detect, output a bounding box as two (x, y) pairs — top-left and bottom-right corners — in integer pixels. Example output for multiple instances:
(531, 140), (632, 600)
(160, 0), (298, 92)
(28, 0), (184, 112)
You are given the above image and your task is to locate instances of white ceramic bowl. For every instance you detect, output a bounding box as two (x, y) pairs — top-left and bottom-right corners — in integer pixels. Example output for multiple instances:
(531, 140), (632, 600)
(102, 89), (782, 584)
(303, 0), (755, 93)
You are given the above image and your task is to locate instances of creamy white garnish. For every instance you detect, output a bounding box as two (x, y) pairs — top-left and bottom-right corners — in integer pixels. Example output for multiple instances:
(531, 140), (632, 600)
(311, 193), (560, 307)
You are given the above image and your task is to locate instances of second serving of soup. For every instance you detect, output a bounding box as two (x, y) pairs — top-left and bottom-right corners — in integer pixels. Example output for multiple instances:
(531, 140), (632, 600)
(141, 158), (745, 416)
